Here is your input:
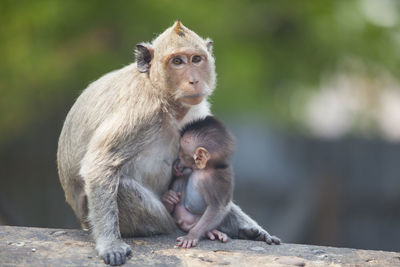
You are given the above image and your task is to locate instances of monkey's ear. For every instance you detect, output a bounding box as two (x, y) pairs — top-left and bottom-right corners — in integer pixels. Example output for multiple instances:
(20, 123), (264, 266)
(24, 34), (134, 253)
(194, 147), (210, 169)
(205, 38), (213, 53)
(135, 43), (154, 73)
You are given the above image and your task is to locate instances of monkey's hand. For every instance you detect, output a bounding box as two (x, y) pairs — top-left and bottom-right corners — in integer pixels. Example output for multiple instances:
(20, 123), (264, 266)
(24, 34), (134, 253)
(176, 233), (199, 248)
(162, 190), (181, 213)
(239, 227), (281, 245)
(206, 229), (229, 243)
(98, 239), (132, 266)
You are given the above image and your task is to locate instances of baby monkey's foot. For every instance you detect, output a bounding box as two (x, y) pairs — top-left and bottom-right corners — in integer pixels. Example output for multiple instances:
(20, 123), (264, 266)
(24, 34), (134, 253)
(206, 229), (228, 243)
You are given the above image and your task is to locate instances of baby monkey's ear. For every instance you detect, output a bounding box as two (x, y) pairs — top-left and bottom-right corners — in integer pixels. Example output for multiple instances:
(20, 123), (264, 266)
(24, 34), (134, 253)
(194, 147), (210, 169)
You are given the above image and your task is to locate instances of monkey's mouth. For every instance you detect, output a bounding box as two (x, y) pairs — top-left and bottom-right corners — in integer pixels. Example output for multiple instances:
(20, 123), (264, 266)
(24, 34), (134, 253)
(183, 93), (205, 99)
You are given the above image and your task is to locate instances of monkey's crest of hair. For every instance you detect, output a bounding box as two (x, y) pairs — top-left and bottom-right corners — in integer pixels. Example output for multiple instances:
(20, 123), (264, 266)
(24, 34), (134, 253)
(180, 116), (235, 162)
(151, 21), (211, 59)
(174, 20), (185, 37)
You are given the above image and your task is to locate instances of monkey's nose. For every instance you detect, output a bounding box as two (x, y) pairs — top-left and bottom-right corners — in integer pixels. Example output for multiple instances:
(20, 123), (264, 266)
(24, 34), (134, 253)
(189, 80), (199, 85)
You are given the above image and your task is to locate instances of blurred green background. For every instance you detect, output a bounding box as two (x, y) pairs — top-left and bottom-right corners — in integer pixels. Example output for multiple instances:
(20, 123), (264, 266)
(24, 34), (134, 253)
(1, 0), (399, 251)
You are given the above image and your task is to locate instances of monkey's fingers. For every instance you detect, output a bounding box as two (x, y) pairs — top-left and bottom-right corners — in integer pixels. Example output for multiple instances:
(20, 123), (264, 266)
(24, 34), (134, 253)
(206, 231), (216, 240)
(167, 194), (179, 204)
(162, 195), (171, 204)
(101, 240), (132, 266)
(184, 239), (196, 248)
(256, 230), (281, 245)
(163, 198), (174, 208)
(222, 235), (227, 243)
(163, 190), (173, 198)
(164, 191), (180, 203)
(254, 230), (272, 244)
(211, 229), (228, 243)
(176, 236), (184, 245)
(178, 238), (188, 248)
(271, 235), (281, 245)
(172, 191), (181, 199)
(218, 232), (228, 243)
(103, 249), (131, 266)
(163, 197), (173, 205)
(176, 236), (198, 248)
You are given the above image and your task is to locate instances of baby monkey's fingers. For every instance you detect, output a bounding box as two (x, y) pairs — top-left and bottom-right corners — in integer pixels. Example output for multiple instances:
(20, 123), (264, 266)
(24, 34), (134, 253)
(166, 190), (180, 203)
(206, 231), (216, 240)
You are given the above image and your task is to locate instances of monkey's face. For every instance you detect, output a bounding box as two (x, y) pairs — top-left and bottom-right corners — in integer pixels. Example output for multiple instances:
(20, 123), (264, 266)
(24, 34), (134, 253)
(178, 136), (196, 168)
(137, 21), (216, 105)
(164, 49), (214, 106)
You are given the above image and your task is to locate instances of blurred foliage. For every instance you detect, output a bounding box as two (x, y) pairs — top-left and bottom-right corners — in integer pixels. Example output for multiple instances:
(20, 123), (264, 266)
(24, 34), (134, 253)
(1, 0), (400, 143)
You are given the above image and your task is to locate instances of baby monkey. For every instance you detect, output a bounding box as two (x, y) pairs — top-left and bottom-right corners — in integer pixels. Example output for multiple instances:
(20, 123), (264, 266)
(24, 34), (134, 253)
(162, 116), (235, 248)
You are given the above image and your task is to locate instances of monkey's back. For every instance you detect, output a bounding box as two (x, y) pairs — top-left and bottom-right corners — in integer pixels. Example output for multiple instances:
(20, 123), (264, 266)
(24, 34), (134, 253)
(57, 63), (161, 216)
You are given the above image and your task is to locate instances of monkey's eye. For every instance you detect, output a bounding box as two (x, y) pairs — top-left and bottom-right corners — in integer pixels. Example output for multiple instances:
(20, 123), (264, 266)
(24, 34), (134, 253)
(172, 57), (184, 65)
(192, 55), (202, 63)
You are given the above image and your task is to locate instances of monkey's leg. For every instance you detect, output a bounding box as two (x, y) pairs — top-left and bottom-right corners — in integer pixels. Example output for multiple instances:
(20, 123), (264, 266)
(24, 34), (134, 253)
(218, 203), (281, 245)
(117, 178), (176, 237)
(83, 166), (132, 266)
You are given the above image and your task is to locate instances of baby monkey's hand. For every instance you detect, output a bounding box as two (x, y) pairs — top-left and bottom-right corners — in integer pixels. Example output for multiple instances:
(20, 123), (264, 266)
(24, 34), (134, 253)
(162, 190), (181, 213)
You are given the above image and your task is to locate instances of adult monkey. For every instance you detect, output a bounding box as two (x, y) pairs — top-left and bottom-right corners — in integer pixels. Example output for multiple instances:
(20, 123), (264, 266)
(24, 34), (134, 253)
(58, 21), (280, 266)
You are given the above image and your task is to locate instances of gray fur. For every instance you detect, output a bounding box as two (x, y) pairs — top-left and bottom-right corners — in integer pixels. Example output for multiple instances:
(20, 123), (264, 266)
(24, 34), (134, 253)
(57, 21), (279, 266)
(218, 203), (281, 244)
(57, 62), (184, 264)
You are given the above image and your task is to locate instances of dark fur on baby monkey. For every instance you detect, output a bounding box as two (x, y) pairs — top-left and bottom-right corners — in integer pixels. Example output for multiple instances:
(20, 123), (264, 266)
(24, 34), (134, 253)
(162, 116), (235, 248)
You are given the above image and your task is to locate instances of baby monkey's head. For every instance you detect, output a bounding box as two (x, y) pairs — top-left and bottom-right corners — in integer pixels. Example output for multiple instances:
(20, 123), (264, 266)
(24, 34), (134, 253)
(178, 116), (235, 170)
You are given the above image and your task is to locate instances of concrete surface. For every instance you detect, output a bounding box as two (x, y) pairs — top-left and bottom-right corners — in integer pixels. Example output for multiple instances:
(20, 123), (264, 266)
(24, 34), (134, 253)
(0, 225), (399, 266)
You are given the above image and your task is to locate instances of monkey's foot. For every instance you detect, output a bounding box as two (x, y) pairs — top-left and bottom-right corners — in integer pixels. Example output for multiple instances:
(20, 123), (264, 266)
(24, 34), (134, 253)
(176, 234), (199, 248)
(98, 240), (132, 266)
(239, 227), (281, 245)
(206, 229), (228, 243)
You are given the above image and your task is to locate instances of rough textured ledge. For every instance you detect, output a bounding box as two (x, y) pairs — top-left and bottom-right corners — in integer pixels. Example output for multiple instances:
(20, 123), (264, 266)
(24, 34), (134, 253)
(0, 225), (399, 266)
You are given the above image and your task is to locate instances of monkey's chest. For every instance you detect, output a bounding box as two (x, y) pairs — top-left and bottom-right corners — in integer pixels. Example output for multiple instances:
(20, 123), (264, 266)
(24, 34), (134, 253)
(184, 177), (207, 215)
(134, 130), (179, 195)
